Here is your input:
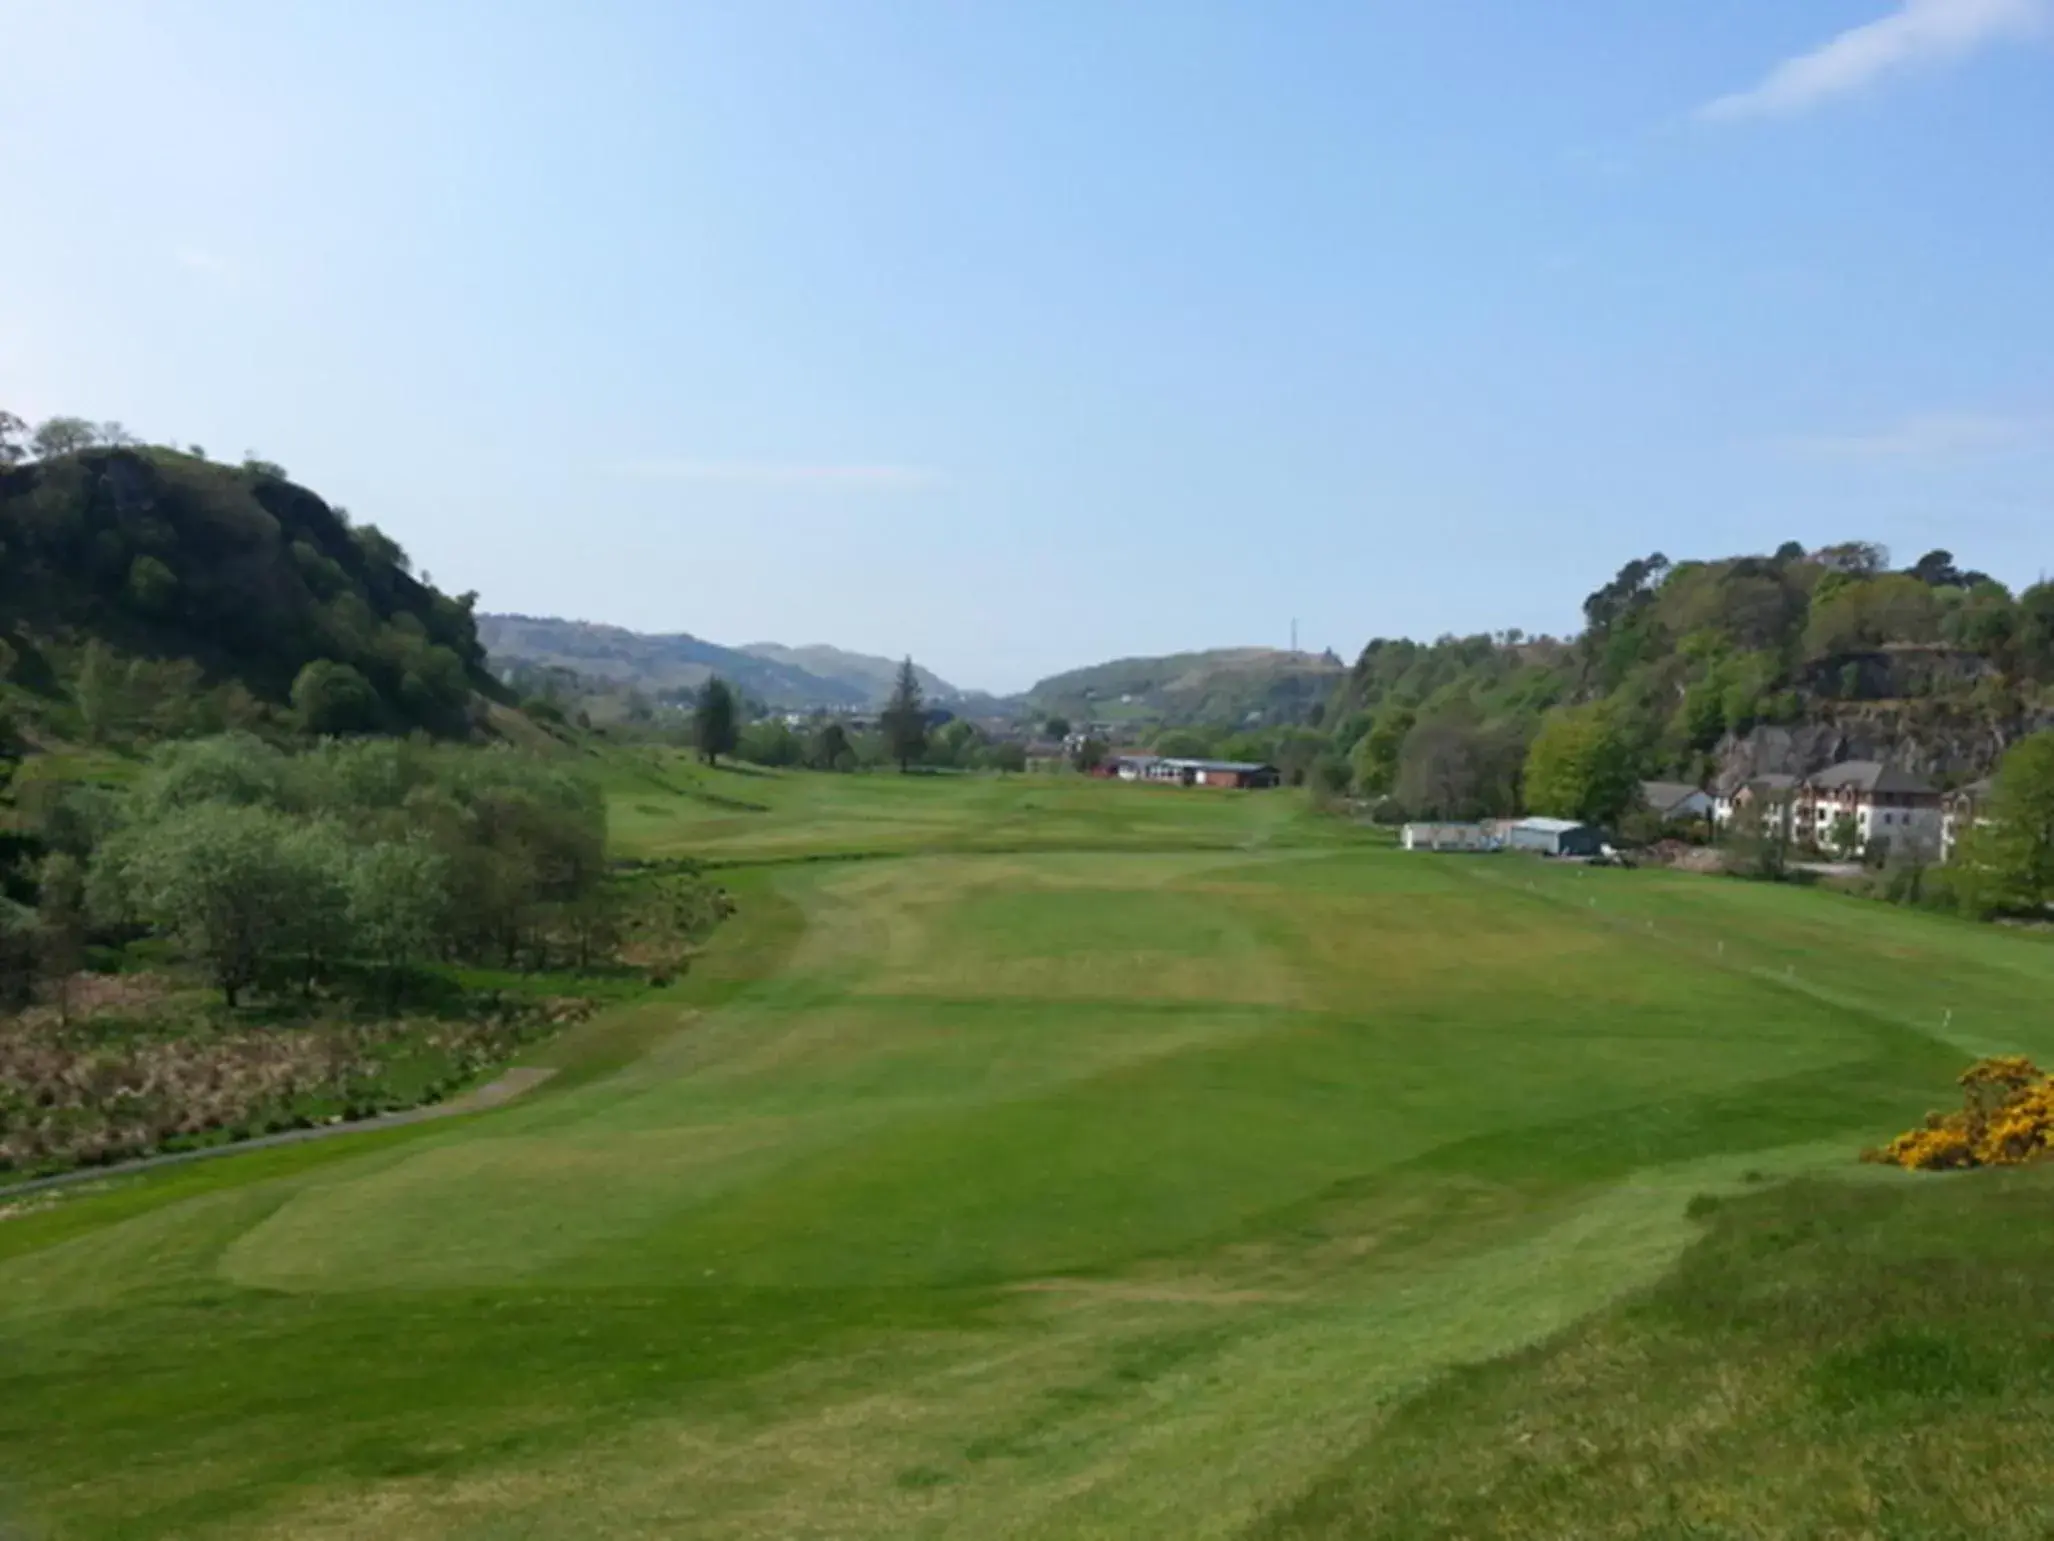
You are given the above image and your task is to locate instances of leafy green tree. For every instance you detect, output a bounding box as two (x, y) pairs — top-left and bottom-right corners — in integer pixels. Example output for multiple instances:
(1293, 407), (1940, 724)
(737, 719), (802, 767)
(1827, 812), (1861, 858)
(1722, 801), (1788, 883)
(1350, 707), (1414, 797)
(74, 640), (131, 745)
(36, 853), (88, 1023)
(348, 841), (449, 1007)
(881, 658), (928, 772)
(276, 822), (354, 995)
(93, 803), (306, 1006)
(1524, 704), (1638, 827)
(692, 677), (739, 765)
(810, 721), (853, 772)
(292, 660), (382, 735)
(0, 410), (26, 464)
(1072, 737), (1108, 772)
(1979, 732), (2054, 911)
(31, 416), (99, 458)
(984, 741), (1028, 774)
(933, 719), (984, 768)
(1152, 728), (1214, 759)
(241, 454), (289, 481)
(1043, 716), (1072, 739)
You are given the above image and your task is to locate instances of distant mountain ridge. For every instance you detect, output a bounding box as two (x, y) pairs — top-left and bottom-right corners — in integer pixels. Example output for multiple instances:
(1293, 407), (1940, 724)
(477, 615), (966, 710)
(738, 643), (962, 704)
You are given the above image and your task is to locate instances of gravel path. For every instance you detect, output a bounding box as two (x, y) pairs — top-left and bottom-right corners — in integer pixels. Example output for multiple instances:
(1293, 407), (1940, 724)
(0, 1066), (557, 1204)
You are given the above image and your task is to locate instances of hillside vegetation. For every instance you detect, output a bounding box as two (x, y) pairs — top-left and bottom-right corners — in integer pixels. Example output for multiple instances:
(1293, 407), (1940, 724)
(0, 437), (498, 741)
(1132, 544), (2054, 818)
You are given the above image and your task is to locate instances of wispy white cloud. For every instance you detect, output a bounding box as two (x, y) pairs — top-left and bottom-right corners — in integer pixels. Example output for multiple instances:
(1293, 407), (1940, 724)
(613, 459), (944, 489)
(171, 245), (231, 277)
(1778, 411), (2054, 459)
(1700, 0), (2046, 121)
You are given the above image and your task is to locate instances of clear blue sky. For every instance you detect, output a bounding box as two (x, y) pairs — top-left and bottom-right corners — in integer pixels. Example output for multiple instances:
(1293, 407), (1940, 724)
(5, 1), (2051, 692)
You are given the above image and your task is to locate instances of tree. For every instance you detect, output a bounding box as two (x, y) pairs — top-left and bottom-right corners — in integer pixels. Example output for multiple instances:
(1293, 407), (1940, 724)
(1044, 716), (1071, 739)
(1153, 729), (1214, 759)
(737, 719), (802, 767)
(125, 554), (179, 615)
(692, 677), (739, 765)
(1350, 707), (1414, 797)
(1395, 713), (1524, 820)
(1072, 737), (1108, 773)
(985, 741), (1028, 774)
(36, 853), (88, 1023)
(348, 841), (449, 1008)
(1814, 541), (1889, 576)
(1827, 811), (1861, 859)
(0, 410), (26, 465)
(242, 454), (289, 481)
(93, 803), (306, 1007)
(1979, 732), (2054, 912)
(881, 658), (928, 772)
(31, 416), (99, 458)
(933, 719), (984, 769)
(1523, 704), (1639, 827)
(810, 721), (853, 772)
(1723, 800), (1788, 883)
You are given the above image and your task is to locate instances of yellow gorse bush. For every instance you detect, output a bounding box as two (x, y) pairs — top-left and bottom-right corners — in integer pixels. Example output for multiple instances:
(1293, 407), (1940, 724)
(1865, 1056), (2054, 1171)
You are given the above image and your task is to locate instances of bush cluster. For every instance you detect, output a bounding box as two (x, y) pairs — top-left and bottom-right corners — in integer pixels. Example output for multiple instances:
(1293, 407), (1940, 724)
(1864, 1056), (2054, 1170)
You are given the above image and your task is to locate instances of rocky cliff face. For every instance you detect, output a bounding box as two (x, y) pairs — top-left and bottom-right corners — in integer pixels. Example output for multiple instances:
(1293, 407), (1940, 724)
(1713, 702), (2054, 790)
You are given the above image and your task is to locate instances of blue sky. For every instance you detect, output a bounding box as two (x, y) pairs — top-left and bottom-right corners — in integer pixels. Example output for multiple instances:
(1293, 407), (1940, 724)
(4, 1), (2051, 692)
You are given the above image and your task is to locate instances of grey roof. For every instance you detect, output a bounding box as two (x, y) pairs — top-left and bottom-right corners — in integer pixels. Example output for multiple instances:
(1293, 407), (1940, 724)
(1641, 780), (1708, 812)
(1804, 761), (1936, 795)
(1514, 816), (1591, 834)
(1947, 776), (1997, 801)
(1161, 758), (1276, 774)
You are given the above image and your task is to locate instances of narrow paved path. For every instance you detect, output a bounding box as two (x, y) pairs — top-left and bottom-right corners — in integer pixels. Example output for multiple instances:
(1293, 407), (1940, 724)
(0, 1066), (557, 1204)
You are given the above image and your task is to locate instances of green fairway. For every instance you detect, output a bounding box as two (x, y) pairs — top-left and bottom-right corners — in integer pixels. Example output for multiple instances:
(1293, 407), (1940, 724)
(6, 770), (2054, 1539)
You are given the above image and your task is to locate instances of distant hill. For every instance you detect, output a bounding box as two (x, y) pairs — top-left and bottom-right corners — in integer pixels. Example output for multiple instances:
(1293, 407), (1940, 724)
(738, 642), (961, 704)
(0, 445), (500, 739)
(477, 616), (868, 709)
(1025, 648), (1347, 728)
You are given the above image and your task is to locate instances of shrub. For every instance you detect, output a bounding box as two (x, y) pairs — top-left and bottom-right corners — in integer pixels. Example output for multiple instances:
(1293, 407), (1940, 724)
(1865, 1056), (2054, 1170)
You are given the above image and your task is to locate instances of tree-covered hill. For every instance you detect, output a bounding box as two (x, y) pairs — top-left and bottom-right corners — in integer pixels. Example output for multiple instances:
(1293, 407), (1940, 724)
(0, 429), (499, 741)
(1024, 647), (1346, 728)
(1324, 544), (2054, 820)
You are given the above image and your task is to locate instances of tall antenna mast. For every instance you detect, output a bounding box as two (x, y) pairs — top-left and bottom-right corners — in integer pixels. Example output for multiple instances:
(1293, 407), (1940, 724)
(1291, 617), (1298, 654)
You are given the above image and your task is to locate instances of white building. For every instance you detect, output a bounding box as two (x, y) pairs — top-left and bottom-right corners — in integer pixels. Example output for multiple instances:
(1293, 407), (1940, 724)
(1401, 822), (1498, 853)
(1712, 774), (1798, 839)
(1792, 762), (1941, 856)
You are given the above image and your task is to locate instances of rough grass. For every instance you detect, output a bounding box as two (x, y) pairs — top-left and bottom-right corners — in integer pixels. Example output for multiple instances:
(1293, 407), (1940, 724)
(4, 768), (2054, 1538)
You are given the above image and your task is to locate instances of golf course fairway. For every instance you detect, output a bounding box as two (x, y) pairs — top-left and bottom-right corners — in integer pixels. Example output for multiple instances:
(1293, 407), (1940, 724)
(7, 766), (2054, 1539)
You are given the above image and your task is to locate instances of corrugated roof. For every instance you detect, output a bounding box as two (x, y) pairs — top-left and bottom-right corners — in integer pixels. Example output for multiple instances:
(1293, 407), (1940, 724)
(1514, 816), (1589, 834)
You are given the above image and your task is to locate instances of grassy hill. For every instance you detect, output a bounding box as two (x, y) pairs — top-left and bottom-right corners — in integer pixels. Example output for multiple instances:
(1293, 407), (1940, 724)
(1025, 647), (1346, 728)
(7, 765), (2052, 1538)
(0, 447), (500, 739)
